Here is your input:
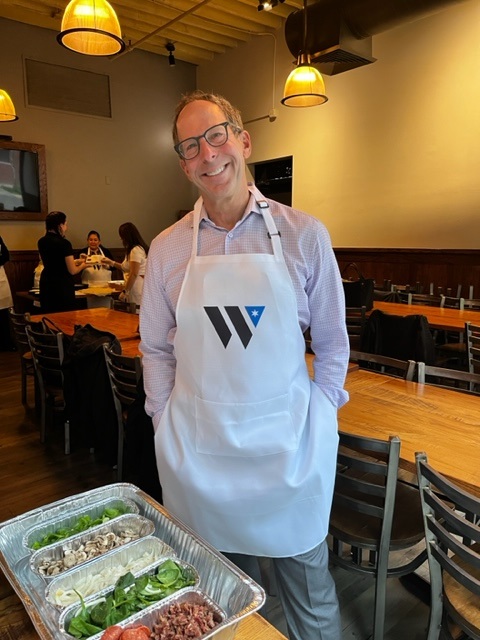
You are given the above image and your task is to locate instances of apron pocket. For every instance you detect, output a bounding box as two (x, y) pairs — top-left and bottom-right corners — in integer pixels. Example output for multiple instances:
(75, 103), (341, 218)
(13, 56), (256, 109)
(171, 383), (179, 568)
(194, 393), (298, 457)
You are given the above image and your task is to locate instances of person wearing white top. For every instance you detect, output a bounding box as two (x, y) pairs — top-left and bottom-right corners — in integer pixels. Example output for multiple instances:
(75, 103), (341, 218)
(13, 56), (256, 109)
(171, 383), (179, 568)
(102, 222), (148, 307)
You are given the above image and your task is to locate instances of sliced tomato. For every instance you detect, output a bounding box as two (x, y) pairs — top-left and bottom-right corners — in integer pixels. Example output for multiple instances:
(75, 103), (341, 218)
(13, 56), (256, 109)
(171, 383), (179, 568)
(120, 628), (151, 640)
(101, 626), (124, 640)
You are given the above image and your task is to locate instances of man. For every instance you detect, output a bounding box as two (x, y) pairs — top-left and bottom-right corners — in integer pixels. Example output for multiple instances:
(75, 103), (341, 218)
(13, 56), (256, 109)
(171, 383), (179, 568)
(140, 90), (349, 640)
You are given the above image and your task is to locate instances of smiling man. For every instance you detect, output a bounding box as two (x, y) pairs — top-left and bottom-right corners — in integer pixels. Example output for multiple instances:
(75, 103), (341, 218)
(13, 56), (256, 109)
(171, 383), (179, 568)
(140, 90), (349, 640)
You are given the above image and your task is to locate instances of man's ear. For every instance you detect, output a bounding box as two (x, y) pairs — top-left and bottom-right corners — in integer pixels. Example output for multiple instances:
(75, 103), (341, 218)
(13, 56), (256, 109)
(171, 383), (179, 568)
(241, 130), (252, 160)
(179, 158), (192, 181)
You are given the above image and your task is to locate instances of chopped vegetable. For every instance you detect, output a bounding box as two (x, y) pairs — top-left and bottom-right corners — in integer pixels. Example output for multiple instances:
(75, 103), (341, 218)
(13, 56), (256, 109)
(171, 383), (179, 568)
(31, 507), (128, 550)
(67, 560), (196, 639)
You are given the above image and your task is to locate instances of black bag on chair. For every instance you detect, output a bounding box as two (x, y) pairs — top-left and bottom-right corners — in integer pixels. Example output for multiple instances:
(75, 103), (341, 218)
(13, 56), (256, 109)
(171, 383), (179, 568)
(341, 263), (375, 311)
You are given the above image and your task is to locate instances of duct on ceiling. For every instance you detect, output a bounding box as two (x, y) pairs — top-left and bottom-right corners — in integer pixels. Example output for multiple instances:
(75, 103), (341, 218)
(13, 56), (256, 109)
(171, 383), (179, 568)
(284, 0), (470, 75)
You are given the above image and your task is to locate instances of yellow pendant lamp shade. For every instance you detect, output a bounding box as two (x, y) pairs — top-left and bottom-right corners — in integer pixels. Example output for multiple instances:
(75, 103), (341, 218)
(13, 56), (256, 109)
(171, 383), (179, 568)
(282, 55), (328, 107)
(0, 89), (18, 122)
(57, 0), (125, 56)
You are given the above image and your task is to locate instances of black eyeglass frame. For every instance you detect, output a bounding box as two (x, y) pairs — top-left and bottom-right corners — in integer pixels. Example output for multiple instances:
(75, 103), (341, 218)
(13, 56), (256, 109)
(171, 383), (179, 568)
(174, 121), (242, 160)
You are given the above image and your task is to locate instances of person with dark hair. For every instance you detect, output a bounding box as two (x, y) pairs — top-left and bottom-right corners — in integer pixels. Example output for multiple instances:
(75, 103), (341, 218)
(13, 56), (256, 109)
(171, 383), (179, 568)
(79, 230), (114, 287)
(102, 222), (148, 307)
(140, 91), (349, 640)
(0, 235), (14, 351)
(37, 211), (90, 313)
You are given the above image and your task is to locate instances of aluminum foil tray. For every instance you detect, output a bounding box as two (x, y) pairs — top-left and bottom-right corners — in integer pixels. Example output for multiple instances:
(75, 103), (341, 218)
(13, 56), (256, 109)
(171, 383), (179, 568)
(23, 496), (139, 551)
(60, 557), (200, 638)
(63, 588), (228, 640)
(0, 483), (265, 640)
(45, 536), (175, 608)
(30, 514), (156, 580)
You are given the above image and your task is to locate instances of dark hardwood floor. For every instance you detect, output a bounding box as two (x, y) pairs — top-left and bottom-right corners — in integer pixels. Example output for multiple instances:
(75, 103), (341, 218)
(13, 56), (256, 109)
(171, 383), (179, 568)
(0, 349), (430, 640)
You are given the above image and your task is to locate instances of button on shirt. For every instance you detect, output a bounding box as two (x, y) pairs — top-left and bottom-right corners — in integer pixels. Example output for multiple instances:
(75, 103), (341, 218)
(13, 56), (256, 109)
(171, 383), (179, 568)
(140, 192), (350, 423)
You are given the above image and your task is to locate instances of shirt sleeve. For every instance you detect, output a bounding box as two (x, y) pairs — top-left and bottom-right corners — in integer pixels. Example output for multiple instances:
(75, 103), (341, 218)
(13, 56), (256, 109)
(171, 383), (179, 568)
(139, 235), (177, 430)
(62, 238), (74, 258)
(307, 225), (350, 409)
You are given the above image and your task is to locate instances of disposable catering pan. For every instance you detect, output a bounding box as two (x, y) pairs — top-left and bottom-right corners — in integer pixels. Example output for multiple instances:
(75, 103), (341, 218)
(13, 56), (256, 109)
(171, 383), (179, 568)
(62, 588), (228, 640)
(0, 483), (265, 640)
(23, 497), (139, 552)
(60, 556), (200, 638)
(30, 514), (155, 580)
(46, 536), (175, 608)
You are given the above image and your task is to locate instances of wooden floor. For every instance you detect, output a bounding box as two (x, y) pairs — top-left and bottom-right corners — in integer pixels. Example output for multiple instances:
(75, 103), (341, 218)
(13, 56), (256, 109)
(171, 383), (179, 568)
(0, 350), (430, 640)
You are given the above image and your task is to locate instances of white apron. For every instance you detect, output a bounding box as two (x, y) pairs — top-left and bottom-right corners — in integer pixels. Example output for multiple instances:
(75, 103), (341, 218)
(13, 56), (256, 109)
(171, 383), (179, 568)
(154, 188), (339, 557)
(0, 266), (13, 309)
(82, 247), (111, 285)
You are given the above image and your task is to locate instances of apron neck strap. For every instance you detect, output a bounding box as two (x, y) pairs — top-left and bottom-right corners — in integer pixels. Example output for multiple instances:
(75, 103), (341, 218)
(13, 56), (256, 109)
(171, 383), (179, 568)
(191, 187), (284, 259)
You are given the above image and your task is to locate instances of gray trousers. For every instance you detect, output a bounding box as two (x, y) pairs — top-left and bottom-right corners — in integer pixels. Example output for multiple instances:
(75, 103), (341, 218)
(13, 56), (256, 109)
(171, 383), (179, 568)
(224, 539), (341, 640)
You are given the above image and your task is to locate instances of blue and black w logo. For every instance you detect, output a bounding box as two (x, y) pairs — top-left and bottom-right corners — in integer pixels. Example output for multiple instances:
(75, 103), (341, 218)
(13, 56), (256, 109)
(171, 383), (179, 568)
(204, 306), (265, 348)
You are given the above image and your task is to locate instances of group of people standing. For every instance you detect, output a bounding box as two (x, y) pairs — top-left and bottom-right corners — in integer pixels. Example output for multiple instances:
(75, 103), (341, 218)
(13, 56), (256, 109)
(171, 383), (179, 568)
(37, 215), (148, 313)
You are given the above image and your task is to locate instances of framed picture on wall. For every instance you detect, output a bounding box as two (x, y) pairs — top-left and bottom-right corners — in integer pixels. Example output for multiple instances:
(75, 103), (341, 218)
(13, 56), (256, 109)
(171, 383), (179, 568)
(0, 139), (48, 221)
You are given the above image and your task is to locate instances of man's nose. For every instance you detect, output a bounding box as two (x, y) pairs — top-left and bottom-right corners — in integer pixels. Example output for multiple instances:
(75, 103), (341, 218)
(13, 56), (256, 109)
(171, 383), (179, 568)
(198, 136), (217, 160)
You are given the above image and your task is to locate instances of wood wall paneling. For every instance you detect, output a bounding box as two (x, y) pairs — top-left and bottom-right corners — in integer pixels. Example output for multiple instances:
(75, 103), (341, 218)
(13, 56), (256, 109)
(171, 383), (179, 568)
(335, 248), (480, 296)
(5, 248), (480, 314)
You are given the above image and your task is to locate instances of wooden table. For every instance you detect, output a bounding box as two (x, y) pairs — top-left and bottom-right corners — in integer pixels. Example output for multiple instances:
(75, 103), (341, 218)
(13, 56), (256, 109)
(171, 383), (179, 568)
(340, 368), (480, 497)
(31, 308), (140, 343)
(373, 300), (480, 331)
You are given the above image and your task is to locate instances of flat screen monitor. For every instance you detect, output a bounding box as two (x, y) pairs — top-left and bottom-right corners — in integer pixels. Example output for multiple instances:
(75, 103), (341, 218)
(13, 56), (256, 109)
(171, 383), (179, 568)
(0, 140), (48, 221)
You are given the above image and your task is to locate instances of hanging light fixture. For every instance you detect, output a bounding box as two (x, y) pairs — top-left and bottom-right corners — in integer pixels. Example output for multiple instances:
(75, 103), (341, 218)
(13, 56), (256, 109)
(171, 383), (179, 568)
(57, 0), (125, 56)
(258, 0), (284, 11)
(0, 89), (18, 122)
(281, 0), (327, 107)
(166, 43), (176, 67)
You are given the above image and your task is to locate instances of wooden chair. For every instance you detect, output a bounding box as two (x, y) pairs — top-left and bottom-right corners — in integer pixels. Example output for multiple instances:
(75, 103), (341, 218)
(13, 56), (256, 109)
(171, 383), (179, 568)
(328, 432), (427, 640)
(110, 298), (139, 314)
(25, 324), (71, 454)
(9, 309), (36, 406)
(349, 350), (416, 380)
(405, 293), (444, 307)
(464, 298), (480, 311)
(417, 361), (480, 395)
(466, 322), (480, 375)
(416, 452), (480, 640)
(103, 344), (142, 481)
(345, 306), (366, 350)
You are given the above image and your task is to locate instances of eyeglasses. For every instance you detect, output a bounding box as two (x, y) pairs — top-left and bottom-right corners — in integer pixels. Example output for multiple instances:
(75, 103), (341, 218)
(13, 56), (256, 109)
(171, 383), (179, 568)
(174, 121), (241, 160)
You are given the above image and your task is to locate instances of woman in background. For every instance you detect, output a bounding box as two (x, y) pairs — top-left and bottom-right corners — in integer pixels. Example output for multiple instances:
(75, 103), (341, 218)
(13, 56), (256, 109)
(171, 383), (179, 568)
(102, 222), (148, 306)
(38, 211), (90, 313)
(0, 235), (14, 350)
(79, 230), (114, 287)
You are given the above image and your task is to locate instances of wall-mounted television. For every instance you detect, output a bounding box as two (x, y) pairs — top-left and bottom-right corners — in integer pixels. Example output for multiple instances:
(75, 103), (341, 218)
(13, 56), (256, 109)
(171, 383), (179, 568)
(0, 140), (48, 221)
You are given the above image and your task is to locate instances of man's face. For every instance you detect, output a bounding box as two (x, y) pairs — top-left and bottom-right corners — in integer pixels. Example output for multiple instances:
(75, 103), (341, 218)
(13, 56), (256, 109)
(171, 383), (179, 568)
(176, 100), (251, 205)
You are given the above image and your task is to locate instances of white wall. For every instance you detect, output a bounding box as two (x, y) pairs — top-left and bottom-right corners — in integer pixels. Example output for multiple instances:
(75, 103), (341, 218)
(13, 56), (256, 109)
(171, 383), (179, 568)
(197, 0), (480, 249)
(0, 17), (197, 250)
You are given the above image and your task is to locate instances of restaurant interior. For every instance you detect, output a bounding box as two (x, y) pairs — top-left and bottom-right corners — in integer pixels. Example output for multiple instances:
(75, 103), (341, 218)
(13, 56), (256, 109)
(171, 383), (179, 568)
(0, 2), (479, 640)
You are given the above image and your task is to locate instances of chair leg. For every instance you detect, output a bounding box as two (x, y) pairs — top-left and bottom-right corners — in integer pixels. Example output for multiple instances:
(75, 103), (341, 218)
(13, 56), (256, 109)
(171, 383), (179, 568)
(373, 548), (388, 640)
(64, 420), (70, 455)
(21, 364), (27, 406)
(117, 421), (124, 481)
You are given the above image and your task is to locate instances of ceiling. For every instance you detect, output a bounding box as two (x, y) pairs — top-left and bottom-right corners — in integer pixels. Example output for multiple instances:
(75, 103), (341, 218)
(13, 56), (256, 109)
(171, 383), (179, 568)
(0, 0), (303, 65)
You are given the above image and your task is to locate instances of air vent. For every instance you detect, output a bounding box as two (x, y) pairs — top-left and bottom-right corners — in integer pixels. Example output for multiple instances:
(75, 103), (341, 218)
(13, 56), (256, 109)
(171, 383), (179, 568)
(312, 45), (376, 75)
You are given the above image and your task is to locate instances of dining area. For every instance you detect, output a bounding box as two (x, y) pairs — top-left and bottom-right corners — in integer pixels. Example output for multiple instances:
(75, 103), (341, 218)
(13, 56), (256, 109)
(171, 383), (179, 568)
(2, 294), (480, 640)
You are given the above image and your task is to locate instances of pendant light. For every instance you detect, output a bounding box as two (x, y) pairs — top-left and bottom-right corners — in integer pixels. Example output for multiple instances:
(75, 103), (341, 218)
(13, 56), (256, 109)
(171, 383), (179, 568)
(281, 0), (328, 107)
(0, 89), (18, 122)
(57, 0), (125, 56)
